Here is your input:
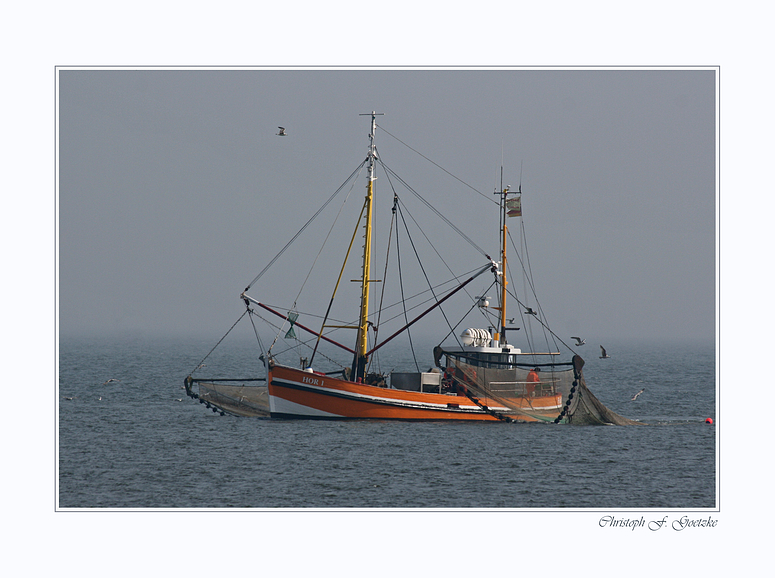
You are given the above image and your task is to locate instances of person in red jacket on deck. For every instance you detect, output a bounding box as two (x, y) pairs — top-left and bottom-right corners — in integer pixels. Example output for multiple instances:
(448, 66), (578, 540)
(526, 367), (541, 397)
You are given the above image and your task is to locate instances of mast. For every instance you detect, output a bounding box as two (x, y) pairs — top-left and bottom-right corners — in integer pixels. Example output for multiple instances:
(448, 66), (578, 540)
(493, 167), (522, 346)
(499, 197), (509, 345)
(493, 167), (513, 346)
(352, 111), (382, 380)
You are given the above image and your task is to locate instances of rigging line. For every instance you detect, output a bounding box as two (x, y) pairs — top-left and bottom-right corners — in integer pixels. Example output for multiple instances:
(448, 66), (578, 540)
(371, 193), (398, 374)
(500, 217), (540, 353)
(247, 308), (268, 372)
(501, 272), (573, 355)
(392, 194), (486, 327)
(259, 265), (482, 342)
(518, 221), (544, 324)
(377, 266), (485, 316)
(253, 300), (356, 355)
(376, 125), (497, 206)
(243, 157), (369, 292)
(379, 161), (482, 308)
(188, 309), (249, 376)
(371, 263), (489, 328)
(290, 161), (365, 312)
(394, 202), (421, 373)
(395, 201), (459, 352)
(309, 196), (368, 366)
(377, 159), (491, 260)
(507, 225), (562, 355)
(396, 201), (444, 306)
(265, 164), (365, 354)
(328, 270), (487, 350)
(436, 278), (498, 346)
(500, 266), (547, 357)
(261, 266), (486, 351)
(252, 310), (346, 368)
(256, 303), (352, 326)
(394, 195), (459, 279)
(505, 255), (556, 360)
(375, 169), (423, 372)
(504, 229), (541, 314)
(366, 264), (491, 357)
(375, 278), (476, 330)
(510, 222), (538, 301)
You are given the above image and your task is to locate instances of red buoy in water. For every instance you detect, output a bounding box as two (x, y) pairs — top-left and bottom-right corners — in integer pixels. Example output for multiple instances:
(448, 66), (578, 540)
(705, 418), (714, 424)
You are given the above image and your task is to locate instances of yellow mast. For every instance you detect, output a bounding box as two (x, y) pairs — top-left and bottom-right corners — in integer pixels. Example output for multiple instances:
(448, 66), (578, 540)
(493, 185), (509, 345)
(353, 111), (382, 380)
(499, 216), (508, 345)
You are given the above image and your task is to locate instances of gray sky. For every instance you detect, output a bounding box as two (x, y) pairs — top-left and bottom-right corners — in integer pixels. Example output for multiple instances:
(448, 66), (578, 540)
(58, 69), (716, 344)
(13, 1), (774, 569)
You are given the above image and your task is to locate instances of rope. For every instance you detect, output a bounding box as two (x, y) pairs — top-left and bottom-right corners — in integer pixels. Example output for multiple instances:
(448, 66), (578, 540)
(502, 225), (573, 356)
(288, 162), (365, 314)
(377, 158), (491, 260)
(272, 164), (366, 359)
(377, 167), (480, 353)
(395, 200), (459, 355)
(247, 307), (267, 370)
(461, 387), (515, 423)
(435, 278), (497, 347)
(446, 362), (556, 424)
(187, 309), (249, 377)
(370, 267), (485, 329)
(252, 309), (346, 370)
(243, 158), (368, 292)
(370, 193), (398, 375)
(376, 124), (497, 207)
(394, 201), (420, 372)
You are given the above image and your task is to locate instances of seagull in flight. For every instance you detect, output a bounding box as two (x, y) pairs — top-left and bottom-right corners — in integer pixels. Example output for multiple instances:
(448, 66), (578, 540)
(599, 345), (610, 359)
(103, 378), (120, 384)
(276, 126), (287, 136)
(630, 388), (645, 401)
(571, 336), (586, 346)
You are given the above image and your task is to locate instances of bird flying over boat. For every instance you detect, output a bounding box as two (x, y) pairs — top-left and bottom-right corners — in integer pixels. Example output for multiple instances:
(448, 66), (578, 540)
(631, 388), (645, 401)
(276, 127), (287, 136)
(571, 336), (586, 346)
(599, 346), (610, 359)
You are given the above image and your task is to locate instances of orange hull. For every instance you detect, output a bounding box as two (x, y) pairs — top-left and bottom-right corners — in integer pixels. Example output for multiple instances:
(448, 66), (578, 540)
(267, 364), (563, 421)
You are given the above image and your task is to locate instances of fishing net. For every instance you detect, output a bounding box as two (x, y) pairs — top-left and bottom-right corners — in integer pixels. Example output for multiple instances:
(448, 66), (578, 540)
(187, 379), (270, 417)
(442, 353), (640, 425)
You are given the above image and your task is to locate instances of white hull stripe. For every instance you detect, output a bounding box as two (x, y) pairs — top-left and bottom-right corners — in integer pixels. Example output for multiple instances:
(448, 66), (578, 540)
(269, 395), (342, 418)
(271, 376), (510, 413)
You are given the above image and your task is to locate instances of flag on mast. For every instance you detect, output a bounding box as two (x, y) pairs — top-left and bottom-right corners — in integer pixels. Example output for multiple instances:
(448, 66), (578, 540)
(506, 196), (522, 217)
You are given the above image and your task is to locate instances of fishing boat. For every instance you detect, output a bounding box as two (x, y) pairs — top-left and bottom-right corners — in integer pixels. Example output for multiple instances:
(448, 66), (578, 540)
(185, 112), (638, 425)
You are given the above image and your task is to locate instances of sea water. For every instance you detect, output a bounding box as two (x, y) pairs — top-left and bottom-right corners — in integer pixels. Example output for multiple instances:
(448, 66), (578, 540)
(57, 335), (716, 509)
